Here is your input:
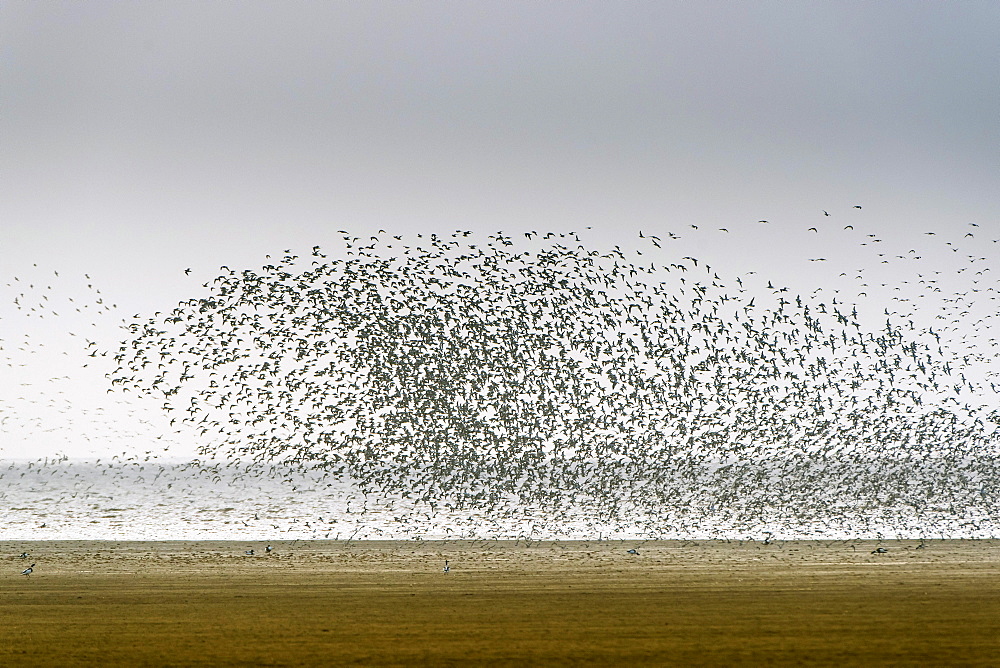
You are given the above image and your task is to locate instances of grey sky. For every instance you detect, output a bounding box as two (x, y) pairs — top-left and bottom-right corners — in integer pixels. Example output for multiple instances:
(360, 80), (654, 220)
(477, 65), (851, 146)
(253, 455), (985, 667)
(2, 1), (999, 458)
(4, 3), (997, 280)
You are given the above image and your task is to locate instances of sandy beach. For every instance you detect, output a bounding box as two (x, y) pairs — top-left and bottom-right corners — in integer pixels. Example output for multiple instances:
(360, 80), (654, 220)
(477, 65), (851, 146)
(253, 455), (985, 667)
(2, 539), (998, 666)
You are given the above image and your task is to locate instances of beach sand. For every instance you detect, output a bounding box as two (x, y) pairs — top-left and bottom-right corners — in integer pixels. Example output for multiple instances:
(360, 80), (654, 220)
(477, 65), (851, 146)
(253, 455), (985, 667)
(2, 539), (998, 666)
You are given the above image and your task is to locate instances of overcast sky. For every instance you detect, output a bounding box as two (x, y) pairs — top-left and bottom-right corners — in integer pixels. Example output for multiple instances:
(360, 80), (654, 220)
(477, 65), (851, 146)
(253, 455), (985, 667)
(2, 1), (999, 458)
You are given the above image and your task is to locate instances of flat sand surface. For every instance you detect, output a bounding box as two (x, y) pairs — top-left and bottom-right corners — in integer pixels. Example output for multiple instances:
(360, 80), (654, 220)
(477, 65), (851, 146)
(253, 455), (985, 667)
(2, 539), (998, 666)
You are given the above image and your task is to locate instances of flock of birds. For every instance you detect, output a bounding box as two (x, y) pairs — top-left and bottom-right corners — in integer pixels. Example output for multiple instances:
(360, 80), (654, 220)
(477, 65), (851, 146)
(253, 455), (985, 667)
(100, 211), (1000, 538)
(4, 208), (1000, 539)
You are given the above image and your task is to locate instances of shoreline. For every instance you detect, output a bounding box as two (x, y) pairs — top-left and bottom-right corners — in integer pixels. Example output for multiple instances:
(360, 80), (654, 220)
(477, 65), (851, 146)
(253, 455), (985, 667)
(5, 538), (997, 575)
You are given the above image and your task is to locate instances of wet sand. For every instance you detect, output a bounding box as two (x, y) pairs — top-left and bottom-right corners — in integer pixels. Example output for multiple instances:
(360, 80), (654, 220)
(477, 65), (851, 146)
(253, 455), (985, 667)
(2, 539), (998, 666)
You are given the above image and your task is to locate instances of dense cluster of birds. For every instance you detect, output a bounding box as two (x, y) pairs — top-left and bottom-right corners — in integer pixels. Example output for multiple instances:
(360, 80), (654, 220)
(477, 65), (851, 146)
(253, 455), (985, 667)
(98, 218), (1000, 536)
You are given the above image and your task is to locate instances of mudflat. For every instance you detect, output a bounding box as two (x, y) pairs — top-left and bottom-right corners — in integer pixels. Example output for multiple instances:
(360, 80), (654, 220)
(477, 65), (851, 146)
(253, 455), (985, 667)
(2, 539), (998, 666)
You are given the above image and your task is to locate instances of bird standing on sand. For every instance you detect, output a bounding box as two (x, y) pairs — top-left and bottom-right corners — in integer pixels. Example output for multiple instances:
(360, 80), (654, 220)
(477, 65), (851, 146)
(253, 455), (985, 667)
(22, 563), (35, 576)
(442, 560), (450, 573)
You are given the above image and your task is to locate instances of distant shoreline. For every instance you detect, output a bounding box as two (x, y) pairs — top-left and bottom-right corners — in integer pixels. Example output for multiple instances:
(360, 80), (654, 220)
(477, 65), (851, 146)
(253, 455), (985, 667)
(5, 538), (996, 573)
(4, 537), (997, 545)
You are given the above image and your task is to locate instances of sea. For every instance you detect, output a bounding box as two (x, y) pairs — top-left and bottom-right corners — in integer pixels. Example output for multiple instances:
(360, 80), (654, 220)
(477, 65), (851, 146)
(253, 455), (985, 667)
(2, 459), (997, 542)
(1, 459), (461, 542)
